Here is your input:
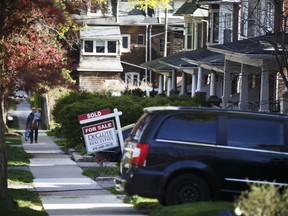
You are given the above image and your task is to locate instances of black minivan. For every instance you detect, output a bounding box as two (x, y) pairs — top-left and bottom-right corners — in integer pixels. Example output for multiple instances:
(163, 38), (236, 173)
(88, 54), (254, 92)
(115, 106), (288, 205)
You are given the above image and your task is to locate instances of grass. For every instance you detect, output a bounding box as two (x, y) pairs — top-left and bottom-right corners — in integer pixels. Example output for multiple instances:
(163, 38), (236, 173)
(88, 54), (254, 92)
(150, 201), (234, 216)
(6, 136), (22, 145)
(8, 170), (34, 186)
(4, 168), (48, 216)
(3, 129), (47, 216)
(82, 166), (119, 179)
(7, 145), (31, 166)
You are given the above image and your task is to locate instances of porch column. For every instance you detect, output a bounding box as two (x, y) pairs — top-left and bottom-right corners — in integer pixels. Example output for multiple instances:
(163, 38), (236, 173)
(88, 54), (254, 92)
(222, 60), (232, 108)
(238, 64), (249, 110)
(180, 72), (187, 95)
(209, 71), (216, 96)
(191, 70), (197, 97)
(158, 74), (164, 95)
(167, 76), (172, 96)
(259, 64), (270, 112)
(196, 67), (203, 92)
(171, 69), (177, 92)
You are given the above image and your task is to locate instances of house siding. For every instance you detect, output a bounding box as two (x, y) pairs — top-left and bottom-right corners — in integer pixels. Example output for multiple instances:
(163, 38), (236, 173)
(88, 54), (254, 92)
(79, 71), (121, 91)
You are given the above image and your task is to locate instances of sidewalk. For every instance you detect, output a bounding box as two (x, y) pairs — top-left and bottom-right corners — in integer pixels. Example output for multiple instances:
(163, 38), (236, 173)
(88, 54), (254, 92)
(11, 100), (146, 216)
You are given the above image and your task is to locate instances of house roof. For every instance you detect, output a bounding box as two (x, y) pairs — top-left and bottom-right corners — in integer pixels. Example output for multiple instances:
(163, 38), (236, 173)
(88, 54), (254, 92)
(174, 0), (198, 15)
(80, 26), (121, 40)
(208, 34), (288, 58)
(159, 51), (197, 70)
(181, 48), (224, 72)
(141, 58), (172, 74)
(142, 48), (224, 74)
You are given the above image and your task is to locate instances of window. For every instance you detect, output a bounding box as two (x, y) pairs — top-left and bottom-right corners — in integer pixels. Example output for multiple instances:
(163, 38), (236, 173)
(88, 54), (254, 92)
(108, 41), (116, 53)
(87, 0), (111, 15)
(84, 40), (93, 53)
(159, 38), (165, 52)
(157, 114), (218, 144)
(83, 40), (117, 55)
(125, 72), (140, 86)
(227, 118), (284, 151)
(96, 41), (105, 53)
(168, 1), (174, 14)
(266, 1), (274, 32)
(137, 34), (144, 45)
(240, 1), (248, 37)
(121, 35), (130, 52)
(186, 23), (193, 49)
(209, 11), (219, 44)
(185, 22), (204, 50)
(224, 13), (232, 43)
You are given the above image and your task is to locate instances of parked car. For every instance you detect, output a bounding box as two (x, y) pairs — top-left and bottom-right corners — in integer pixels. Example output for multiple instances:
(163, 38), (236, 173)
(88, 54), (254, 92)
(115, 106), (288, 205)
(95, 123), (135, 163)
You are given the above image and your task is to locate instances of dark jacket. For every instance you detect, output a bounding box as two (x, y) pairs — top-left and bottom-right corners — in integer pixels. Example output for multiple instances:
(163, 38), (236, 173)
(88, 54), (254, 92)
(26, 112), (35, 130)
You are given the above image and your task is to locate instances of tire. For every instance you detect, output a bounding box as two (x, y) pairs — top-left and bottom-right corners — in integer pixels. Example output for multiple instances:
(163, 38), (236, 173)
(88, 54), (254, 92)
(157, 195), (167, 206)
(166, 174), (210, 205)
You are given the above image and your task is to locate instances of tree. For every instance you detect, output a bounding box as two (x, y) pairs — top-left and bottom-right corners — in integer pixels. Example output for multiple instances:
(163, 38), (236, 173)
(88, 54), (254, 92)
(0, 0), (83, 208)
(0, 0), (174, 208)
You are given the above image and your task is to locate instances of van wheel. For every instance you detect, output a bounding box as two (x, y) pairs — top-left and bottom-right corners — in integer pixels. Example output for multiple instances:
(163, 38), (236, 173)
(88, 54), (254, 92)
(166, 174), (210, 205)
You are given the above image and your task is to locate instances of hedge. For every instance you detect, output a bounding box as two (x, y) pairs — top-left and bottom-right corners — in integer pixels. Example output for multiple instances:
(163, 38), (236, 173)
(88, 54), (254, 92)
(52, 91), (205, 150)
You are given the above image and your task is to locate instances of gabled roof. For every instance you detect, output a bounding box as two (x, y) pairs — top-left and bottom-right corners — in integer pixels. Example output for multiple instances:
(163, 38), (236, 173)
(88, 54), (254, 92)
(174, 0), (198, 16)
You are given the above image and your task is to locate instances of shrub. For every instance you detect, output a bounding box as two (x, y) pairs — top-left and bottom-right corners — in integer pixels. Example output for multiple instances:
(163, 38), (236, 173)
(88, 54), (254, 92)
(52, 91), (205, 150)
(234, 184), (288, 216)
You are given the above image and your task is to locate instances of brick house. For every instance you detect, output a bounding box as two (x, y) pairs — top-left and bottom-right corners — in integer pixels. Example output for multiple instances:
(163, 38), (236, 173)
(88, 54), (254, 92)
(73, 0), (186, 91)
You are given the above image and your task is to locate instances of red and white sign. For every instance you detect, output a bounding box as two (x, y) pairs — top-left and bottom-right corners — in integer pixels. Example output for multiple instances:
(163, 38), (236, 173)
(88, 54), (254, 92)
(82, 120), (118, 153)
(78, 109), (110, 123)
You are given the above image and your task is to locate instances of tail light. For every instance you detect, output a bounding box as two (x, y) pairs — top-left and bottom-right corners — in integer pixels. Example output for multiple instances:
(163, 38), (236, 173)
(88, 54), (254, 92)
(131, 143), (150, 167)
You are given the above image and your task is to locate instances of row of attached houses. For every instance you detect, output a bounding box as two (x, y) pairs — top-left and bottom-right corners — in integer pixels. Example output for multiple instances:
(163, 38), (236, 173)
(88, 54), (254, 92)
(72, 0), (288, 114)
(73, 0), (185, 91)
(143, 0), (288, 113)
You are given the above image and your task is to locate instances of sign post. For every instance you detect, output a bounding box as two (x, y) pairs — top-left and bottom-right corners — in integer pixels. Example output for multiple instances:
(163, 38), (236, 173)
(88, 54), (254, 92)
(78, 108), (125, 153)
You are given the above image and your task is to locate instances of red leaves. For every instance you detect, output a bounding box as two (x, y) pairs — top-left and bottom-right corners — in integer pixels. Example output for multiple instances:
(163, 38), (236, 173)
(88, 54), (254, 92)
(1, 0), (78, 93)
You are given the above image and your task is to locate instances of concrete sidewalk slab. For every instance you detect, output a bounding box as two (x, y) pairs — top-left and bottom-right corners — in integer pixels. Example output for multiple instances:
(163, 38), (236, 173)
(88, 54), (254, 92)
(9, 100), (146, 216)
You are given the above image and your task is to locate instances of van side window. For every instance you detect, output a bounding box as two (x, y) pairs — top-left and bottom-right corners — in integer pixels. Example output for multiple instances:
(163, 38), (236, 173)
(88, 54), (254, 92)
(157, 114), (218, 144)
(227, 118), (284, 151)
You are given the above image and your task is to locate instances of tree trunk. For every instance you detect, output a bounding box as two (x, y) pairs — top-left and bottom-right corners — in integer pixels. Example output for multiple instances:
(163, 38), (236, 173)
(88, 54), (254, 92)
(0, 69), (16, 208)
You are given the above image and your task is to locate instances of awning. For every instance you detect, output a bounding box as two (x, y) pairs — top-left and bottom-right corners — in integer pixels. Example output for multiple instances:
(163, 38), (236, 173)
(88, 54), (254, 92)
(80, 26), (121, 40)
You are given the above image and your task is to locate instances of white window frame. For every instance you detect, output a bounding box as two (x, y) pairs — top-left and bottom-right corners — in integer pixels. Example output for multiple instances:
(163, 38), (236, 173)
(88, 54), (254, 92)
(265, 1), (274, 33)
(125, 72), (140, 86)
(121, 35), (131, 53)
(223, 13), (232, 43)
(82, 40), (118, 55)
(185, 22), (204, 50)
(209, 10), (219, 44)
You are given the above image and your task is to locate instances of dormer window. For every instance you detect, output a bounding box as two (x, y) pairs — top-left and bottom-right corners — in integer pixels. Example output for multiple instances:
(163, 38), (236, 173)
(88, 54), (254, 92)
(83, 40), (117, 55)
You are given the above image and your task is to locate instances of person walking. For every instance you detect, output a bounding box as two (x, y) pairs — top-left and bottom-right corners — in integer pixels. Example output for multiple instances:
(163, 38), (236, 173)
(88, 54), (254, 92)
(26, 107), (40, 143)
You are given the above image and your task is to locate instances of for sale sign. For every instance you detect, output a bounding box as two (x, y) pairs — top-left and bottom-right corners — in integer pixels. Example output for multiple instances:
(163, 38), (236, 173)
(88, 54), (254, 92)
(82, 120), (118, 153)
